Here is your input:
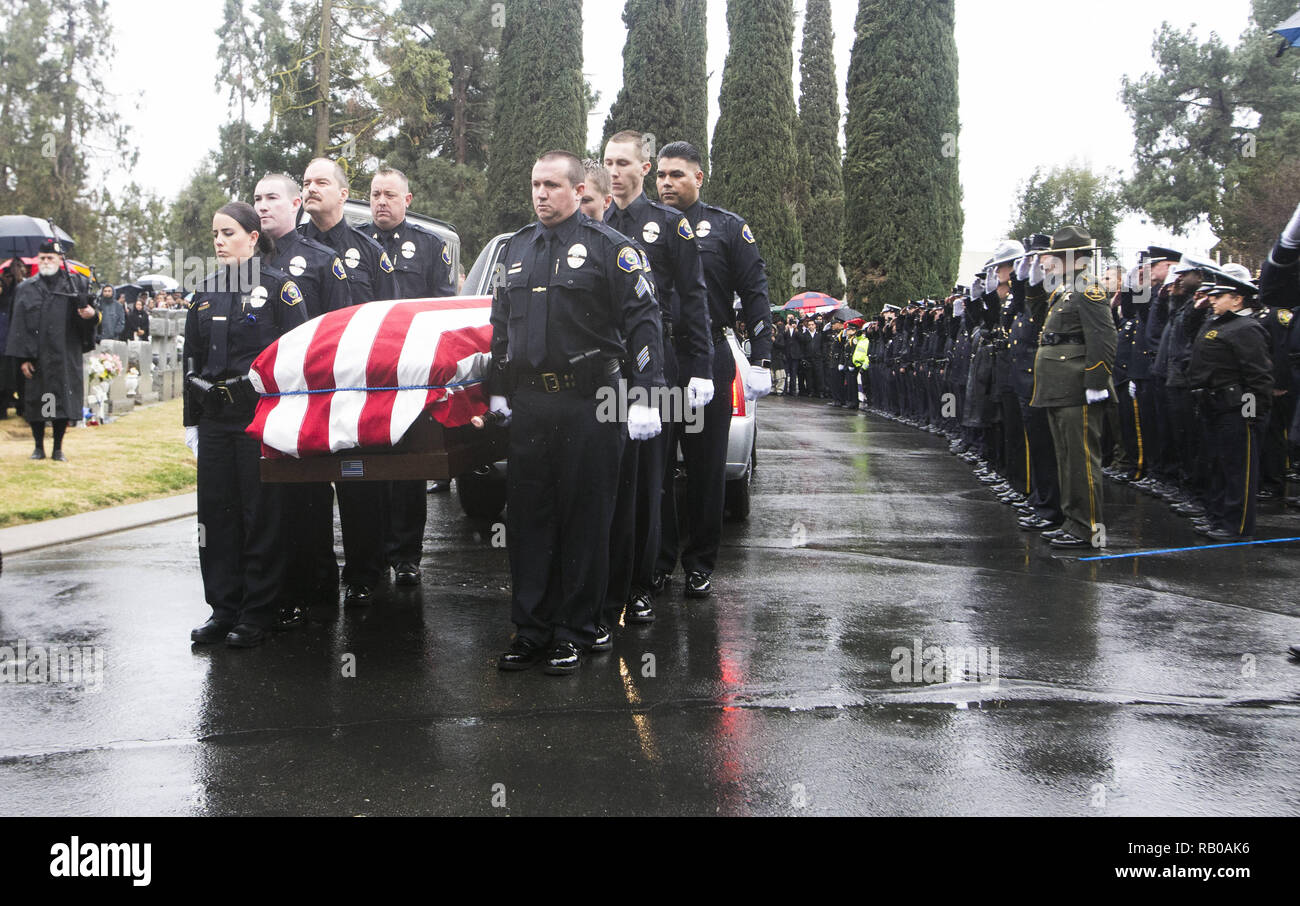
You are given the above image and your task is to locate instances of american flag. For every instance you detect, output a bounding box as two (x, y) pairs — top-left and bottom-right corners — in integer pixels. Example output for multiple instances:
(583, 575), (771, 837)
(246, 296), (493, 458)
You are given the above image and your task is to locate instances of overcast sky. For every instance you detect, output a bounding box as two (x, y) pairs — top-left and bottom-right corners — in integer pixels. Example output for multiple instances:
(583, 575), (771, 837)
(102, 0), (1257, 281)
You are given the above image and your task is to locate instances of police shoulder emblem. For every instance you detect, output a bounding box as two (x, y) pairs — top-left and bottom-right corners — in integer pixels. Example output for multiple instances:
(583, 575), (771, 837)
(617, 247), (639, 273)
(1083, 282), (1107, 302)
(281, 281), (303, 306)
(379, 251), (395, 273)
(332, 258), (347, 280)
(642, 221), (660, 244)
(677, 217), (694, 241)
(741, 223), (755, 244)
(1279, 308), (1293, 326)
(441, 244), (452, 266)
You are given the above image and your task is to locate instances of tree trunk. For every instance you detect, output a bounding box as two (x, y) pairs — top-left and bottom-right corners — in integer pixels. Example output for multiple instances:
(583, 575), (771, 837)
(314, 0), (332, 156)
(452, 62), (468, 166)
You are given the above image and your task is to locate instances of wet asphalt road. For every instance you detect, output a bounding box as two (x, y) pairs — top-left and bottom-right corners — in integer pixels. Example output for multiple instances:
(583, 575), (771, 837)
(2, 395), (1299, 816)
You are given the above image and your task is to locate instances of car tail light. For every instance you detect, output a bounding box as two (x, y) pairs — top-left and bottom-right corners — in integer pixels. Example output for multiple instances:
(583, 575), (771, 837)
(732, 371), (746, 417)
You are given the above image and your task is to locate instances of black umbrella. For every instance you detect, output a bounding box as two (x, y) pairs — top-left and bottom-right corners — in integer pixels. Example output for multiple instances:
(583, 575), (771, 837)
(831, 306), (864, 322)
(116, 284), (145, 304)
(0, 216), (76, 258)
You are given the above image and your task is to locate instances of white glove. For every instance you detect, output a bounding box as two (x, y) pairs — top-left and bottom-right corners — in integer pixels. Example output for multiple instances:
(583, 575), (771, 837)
(1014, 255), (1033, 282)
(746, 365), (772, 400)
(953, 298), (965, 318)
(837, 364), (844, 371)
(627, 402), (662, 441)
(489, 394), (512, 427)
(185, 426), (199, 458)
(970, 277), (984, 299)
(1028, 255), (1044, 287)
(984, 266), (998, 294)
(1129, 381), (1137, 397)
(1085, 389), (1109, 404)
(687, 377), (714, 409)
(1283, 200), (1300, 248)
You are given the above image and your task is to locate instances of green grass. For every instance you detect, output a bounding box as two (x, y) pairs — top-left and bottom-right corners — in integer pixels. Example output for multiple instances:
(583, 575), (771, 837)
(0, 398), (197, 527)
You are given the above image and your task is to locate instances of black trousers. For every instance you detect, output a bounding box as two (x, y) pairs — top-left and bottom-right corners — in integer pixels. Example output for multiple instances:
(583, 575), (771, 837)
(337, 481), (388, 588)
(1206, 410), (1262, 538)
(1262, 392), (1294, 492)
(1000, 390), (1028, 494)
(1020, 397), (1061, 522)
(386, 480), (427, 564)
(196, 415), (284, 628)
(508, 388), (624, 649)
(786, 356), (801, 395)
(1113, 380), (1140, 475)
(282, 482), (338, 600)
(659, 342), (736, 578)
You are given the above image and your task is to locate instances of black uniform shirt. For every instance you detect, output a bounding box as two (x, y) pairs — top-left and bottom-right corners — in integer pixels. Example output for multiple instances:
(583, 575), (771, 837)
(269, 230), (351, 318)
(488, 210), (664, 392)
(679, 200), (773, 363)
(1186, 308), (1274, 411)
(605, 192), (712, 380)
(363, 218), (456, 300)
(300, 218), (396, 305)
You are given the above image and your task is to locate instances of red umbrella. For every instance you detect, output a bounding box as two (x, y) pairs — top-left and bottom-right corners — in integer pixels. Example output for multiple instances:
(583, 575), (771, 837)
(782, 291), (842, 313)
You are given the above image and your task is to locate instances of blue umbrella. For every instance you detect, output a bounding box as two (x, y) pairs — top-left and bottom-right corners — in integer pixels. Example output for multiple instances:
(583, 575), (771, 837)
(1272, 10), (1300, 55)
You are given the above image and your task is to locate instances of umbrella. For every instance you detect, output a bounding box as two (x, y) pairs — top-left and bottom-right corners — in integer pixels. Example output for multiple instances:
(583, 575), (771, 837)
(0, 216), (75, 258)
(116, 283), (146, 304)
(782, 291), (842, 313)
(136, 273), (180, 292)
(1273, 9), (1300, 54)
(830, 306), (864, 322)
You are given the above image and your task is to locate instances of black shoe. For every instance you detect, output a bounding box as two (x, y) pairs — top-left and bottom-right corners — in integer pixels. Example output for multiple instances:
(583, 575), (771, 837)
(685, 571), (712, 598)
(543, 641), (582, 675)
(1111, 472), (1133, 484)
(498, 636), (545, 671)
(29, 448), (45, 460)
(274, 604), (305, 630)
(1172, 502), (1206, 517)
(1040, 528), (1069, 542)
(1019, 516), (1057, 531)
(392, 562), (420, 586)
(191, 618), (234, 644)
(625, 592), (656, 624)
(1286, 496), (1300, 509)
(1193, 522), (1216, 536)
(344, 583), (373, 606)
(1205, 529), (1252, 543)
(1285, 471), (1300, 483)
(592, 624), (613, 652)
(1257, 488), (1280, 501)
(649, 571), (669, 593)
(1050, 533), (1089, 549)
(1288, 644), (1300, 660)
(51, 449), (66, 462)
(427, 480), (450, 493)
(226, 623), (268, 648)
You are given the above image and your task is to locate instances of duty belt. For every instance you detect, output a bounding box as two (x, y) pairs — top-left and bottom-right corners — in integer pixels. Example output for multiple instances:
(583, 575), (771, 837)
(514, 370), (580, 393)
(1039, 332), (1086, 347)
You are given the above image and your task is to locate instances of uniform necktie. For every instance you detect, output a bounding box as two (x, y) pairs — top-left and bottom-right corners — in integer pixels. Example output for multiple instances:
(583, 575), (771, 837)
(526, 233), (554, 368)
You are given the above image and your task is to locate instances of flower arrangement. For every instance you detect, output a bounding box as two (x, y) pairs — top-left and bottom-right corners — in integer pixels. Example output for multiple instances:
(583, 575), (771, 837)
(88, 351), (123, 386)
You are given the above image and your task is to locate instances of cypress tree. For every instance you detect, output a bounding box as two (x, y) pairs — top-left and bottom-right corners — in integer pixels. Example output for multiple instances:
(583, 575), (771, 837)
(681, 0), (708, 174)
(486, 0), (586, 234)
(601, 0), (690, 198)
(843, 0), (961, 313)
(796, 0), (844, 298)
(709, 0), (803, 305)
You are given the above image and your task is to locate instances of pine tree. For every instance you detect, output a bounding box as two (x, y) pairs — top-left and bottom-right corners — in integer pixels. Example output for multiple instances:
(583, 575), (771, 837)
(486, 0), (587, 234)
(709, 0), (803, 305)
(681, 0), (709, 174)
(601, 0), (690, 198)
(796, 0), (844, 298)
(843, 0), (961, 313)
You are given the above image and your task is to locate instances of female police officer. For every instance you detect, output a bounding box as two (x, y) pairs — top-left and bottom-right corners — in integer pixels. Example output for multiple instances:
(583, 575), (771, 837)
(186, 202), (309, 647)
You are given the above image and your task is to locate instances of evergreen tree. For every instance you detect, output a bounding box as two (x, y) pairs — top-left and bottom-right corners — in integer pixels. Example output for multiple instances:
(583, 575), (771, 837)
(796, 0), (843, 298)
(709, 0), (803, 305)
(843, 0), (961, 313)
(681, 0), (708, 173)
(486, 0), (587, 233)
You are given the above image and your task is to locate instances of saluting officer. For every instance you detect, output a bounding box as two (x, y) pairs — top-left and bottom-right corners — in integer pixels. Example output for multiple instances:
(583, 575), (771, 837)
(361, 166), (457, 588)
(1186, 265), (1274, 542)
(487, 150), (664, 677)
(602, 130), (713, 631)
(1026, 226), (1117, 549)
(253, 172), (352, 629)
(186, 202), (310, 648)
(299, 157), (398, 606)
(654, 140), (774, 598)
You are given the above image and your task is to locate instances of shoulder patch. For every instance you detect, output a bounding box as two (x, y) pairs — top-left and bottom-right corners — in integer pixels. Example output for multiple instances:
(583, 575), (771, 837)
(617, 247), (639, 273)
(332, 258), (348, 281)
(379, 251), (395, 274)
(441, 245), (452, 266)
(1278, 309), (1293, 326)
(741, 223), (755, 244)
(677, 217), (694, 241)
(1083, 282), (1107, 302)
(281, 281), (303, 306)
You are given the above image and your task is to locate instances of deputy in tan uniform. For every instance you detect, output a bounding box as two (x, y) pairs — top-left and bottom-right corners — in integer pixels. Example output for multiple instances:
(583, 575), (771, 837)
(1025, 226), (1118, 549)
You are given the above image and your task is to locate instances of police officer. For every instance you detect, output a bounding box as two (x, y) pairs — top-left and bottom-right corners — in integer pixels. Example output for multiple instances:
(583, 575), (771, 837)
(1186, 265), (1273, 542)
(488, 150), (664, 676)
(1026, 226), (1117, 549)
(186, 202), (310, 647)
(361, 166), (457, 588)
(253, 171), (352, 627)
(602, 130), (712, 630)
(299, 157), (398, 605)
(1260, 199), (1300, 512)
(654, 140), (774, 598)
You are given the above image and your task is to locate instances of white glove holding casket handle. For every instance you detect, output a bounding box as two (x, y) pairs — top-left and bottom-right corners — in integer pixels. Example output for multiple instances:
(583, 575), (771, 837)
(489, 394), (512, 427)
(1085, 389), (1109, 404)
(687, 377), (714, 409)
(746, 365), (772, 400)
(185, 426), (199, 459)
(627, 402), (662, 441)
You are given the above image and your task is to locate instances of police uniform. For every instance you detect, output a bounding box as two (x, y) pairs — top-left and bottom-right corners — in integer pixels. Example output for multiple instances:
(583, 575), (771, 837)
(487, 210), (663, 655)
(603, 193), (711, 623)
(657, 200), (772, 590)
(1027, 228), (1117, 547)
(299, 218), (398, 597)
(362, 217), (457, 579)
(184, 261), (309, 638)
(1260, 239), (1300, 500)
(1249, 304), (1293, 497)
(269, 230), (351, 616)
(1186, 277), (1274, 540)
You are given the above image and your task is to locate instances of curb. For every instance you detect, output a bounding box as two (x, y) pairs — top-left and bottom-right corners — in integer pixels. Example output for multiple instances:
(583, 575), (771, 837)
(0, 492), (197, 555)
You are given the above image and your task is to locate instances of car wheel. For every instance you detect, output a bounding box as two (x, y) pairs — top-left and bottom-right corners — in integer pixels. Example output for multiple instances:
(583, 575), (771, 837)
(456, 466), (506, 519)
